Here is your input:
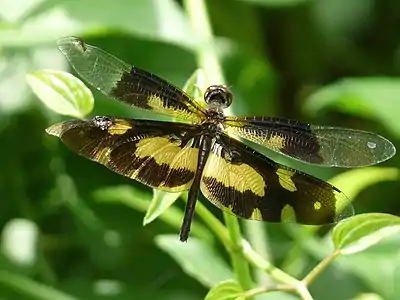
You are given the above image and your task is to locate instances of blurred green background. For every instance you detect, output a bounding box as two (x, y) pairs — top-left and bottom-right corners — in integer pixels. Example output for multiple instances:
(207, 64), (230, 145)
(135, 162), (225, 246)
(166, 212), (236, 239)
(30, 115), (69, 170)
(0, 0), (400, 299)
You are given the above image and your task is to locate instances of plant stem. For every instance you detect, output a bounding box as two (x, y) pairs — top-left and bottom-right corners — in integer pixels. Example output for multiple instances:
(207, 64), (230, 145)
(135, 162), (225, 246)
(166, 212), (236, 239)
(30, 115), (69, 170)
(243, 284), (295, 298)
(183, 0), (254, 292)
(185, 195), (230, 245)
(241, 239), (299, 286)
(182, 1), (317, 298)
(183, 0), (224, 86)
(195, 200), (314, 299)
(302, 250), (340, 286)
(183, 0), (254, 289)
(297, 285), (314, 300)
(224, 214), (254, 290)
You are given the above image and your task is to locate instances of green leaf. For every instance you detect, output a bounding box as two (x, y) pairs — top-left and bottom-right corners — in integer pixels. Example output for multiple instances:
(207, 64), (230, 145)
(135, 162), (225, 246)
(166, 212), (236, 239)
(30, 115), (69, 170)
(337, 235), (400, 299)
(205, 280), (242, 300)
(304, 77), (400, 136)
(332, 213), (400, 255)
(155, 235), (234, 287)
(143, 190), (182, 225)
(0, 271), (80, 300)
(26, 70), (93, 118)
(329, 167), (399, 201)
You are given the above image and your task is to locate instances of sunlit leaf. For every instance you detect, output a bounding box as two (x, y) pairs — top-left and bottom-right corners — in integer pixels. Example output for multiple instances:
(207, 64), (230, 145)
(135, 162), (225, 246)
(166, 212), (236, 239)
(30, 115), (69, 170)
(332, 213), (400, 255)
(143, 190), (182, 225)
(1, 219), (39, 267)
(26, 70), (93, 118)
(205, 280), (242, 300)
(304, 77), (400, 136)
(155, 235), (234, 287)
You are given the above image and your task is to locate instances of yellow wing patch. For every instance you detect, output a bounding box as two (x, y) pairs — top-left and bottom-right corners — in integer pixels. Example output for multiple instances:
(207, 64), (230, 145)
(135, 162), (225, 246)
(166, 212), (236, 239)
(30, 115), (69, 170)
(107, 119), (132, 135)
(203, 152), (265, 196)
(133, 136), (198, 170)
(225, 124), (286, 151)
(276, 168), (297, 192)
(134, 136), (181, 165)
(250, 208), (263, 220)
(129, 136), (199, 191)
(281, 205), (297, 223)
(93, 146), (112, 164)
(147, 94), (203, 123)
(314, 201), (322, 210)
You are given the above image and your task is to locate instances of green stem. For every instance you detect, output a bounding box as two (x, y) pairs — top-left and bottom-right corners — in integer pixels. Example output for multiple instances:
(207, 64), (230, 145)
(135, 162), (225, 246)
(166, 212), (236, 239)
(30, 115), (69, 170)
(241, 239), (299, 286)
(183, 0), (254, 292)
(224, 214), (254, 290)
(243, 284), (294, 298)
(297, 285), (314, 300)
(183, 0), (224, 86)
(182, 193), (229, 245)
(194, 203), (230, 244)
(302, 250), (340, 286)
(195, 200), (313, 299)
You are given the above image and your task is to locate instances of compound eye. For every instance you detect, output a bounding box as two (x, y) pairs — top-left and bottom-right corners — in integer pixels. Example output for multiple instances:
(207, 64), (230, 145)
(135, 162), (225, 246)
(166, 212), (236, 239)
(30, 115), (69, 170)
(204, 85), (233, 108)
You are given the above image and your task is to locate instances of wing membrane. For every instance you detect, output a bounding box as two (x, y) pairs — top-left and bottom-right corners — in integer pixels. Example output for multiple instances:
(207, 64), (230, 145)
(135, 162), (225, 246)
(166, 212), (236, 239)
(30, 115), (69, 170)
(200, 134), (354, 224)
(224, 116), (396, 167)
(57, 36), (205, 123)
(46, 117), (201, 191)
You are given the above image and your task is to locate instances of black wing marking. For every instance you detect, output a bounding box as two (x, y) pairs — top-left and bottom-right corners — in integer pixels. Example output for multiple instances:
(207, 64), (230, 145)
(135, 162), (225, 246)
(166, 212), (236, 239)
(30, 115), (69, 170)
(57, 36), (206, 123)
(200, 133), (354, 224)
(46, 117), (202, 191)
(224, 116), (396, 167)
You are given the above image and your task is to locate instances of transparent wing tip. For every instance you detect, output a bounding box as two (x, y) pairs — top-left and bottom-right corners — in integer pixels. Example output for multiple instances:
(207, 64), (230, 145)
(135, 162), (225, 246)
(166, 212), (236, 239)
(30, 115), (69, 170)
(335, 202), (355, 222)
(56, 36), (87, 54)
(334, 189), (355, 223)
(45, 120), (82, 137)
(45, 122), (64, 137)
(371, 135), (397, 164)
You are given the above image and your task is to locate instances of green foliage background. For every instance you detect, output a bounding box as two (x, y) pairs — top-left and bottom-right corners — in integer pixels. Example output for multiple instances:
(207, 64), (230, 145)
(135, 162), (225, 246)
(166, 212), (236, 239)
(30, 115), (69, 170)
(0, 0), (400, 299)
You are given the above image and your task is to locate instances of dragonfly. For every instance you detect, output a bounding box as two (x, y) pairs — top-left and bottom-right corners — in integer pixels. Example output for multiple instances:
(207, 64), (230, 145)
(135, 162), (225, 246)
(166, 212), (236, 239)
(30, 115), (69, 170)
(46, 36), (396, 241)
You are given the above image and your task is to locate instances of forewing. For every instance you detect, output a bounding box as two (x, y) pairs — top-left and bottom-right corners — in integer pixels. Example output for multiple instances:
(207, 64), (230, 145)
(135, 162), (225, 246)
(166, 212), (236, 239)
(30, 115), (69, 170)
(224, 116), (396, 167)
(57, 36), (205, 123)
(200, 134), (354, 224)
(46, 117), (201, 191)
